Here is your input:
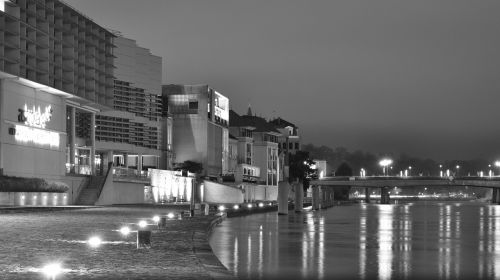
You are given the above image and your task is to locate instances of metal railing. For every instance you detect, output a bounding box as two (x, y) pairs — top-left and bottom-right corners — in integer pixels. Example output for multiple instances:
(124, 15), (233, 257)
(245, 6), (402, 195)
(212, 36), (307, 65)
(112, 167), (149, 181)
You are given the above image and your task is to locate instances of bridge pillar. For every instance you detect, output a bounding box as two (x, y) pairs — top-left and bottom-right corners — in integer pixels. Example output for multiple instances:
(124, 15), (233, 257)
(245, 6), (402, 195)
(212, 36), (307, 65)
(278, 181), (291, 215)
(364, 187), (370, 203)
(294, 181), (304, 213)
(312, 185), (320, 210)
(492, 188), (500, 204)
(380, 187), (390, 204)
(320, 187), (328, 209)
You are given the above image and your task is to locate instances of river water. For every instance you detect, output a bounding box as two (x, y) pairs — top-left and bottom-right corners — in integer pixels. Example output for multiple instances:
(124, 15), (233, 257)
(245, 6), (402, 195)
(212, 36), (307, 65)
(208, 202), (500, 279)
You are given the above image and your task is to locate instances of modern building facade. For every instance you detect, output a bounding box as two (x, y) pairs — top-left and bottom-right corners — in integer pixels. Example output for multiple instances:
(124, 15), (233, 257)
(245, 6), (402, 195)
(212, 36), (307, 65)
(95, 36), (164, 176)
(0, 0), (115, 179)
(162, 84), (229, 178)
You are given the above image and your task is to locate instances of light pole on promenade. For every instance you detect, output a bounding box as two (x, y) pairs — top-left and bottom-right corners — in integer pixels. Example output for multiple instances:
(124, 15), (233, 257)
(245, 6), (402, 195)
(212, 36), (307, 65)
(379, 159), (393, 176)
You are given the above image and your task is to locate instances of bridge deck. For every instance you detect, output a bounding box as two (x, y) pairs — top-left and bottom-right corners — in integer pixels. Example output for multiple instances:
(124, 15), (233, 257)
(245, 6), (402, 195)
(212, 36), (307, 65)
(309, 176), (500, 188)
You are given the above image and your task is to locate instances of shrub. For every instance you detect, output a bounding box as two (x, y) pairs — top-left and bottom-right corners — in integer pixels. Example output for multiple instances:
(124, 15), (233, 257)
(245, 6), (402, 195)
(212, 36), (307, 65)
(0, 176), (69, 193)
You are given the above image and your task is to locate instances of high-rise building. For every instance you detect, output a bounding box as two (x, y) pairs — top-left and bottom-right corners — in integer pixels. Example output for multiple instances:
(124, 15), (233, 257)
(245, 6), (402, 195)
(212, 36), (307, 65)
(95, 36), (164, 175)
(0, 0), (114, 179)
(162, 84), (229, 178)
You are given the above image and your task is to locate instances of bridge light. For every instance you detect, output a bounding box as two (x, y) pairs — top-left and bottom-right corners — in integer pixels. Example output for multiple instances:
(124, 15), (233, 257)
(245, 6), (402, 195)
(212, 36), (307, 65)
(379, 158), (392, 176)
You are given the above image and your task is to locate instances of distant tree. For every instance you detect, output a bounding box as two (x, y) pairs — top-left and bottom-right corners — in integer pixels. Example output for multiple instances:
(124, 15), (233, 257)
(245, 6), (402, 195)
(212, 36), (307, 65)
(334, 162), (353, 200)
(289, 151), (316, 192)
(335, 162), (353, 176)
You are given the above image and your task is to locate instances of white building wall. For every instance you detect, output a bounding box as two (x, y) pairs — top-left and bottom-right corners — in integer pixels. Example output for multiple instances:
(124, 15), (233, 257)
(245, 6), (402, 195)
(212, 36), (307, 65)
(0, 79), (66, 179)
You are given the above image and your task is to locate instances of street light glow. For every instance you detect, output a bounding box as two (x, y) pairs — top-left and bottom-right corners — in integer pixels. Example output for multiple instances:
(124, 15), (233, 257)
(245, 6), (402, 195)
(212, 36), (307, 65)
(152, 215), (160, 223)
(41, 263), (63, 279)
(167, 213), (176, 219)
(138, 220), (148, 228)
(88, 236), (102, 248)
(379, 159), (393, 167)
(119, 226), (131, 236)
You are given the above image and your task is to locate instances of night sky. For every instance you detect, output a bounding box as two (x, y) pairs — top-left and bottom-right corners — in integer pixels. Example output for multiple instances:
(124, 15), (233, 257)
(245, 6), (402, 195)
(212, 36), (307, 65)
(64, 0), (500, 161)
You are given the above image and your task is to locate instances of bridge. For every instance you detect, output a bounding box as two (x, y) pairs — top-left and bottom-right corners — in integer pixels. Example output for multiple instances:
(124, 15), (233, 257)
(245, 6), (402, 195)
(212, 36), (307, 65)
(303, 176), (500, 207)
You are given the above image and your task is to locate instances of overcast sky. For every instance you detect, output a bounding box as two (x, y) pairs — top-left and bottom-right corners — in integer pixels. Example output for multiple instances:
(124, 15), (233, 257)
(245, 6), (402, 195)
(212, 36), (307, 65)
(64, 0), (500, 161)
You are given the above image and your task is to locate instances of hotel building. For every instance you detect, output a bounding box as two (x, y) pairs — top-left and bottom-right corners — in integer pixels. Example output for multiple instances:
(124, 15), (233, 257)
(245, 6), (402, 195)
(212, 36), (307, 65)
(95, 36), (165, 176)
(0, 0), (114, 180)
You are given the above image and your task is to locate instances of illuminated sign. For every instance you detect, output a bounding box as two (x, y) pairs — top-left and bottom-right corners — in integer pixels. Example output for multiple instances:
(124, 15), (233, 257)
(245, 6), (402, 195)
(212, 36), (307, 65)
(0, 0), (8, 12)
(18, 104), (53, 129)
(14, 125), (60, 147)
(214, 92), (229, 122)
(14, 104), (59, 147)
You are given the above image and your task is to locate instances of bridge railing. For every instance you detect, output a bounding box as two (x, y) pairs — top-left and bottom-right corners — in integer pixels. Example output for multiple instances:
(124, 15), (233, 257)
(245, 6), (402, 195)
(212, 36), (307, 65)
(320, 176), (500, 181)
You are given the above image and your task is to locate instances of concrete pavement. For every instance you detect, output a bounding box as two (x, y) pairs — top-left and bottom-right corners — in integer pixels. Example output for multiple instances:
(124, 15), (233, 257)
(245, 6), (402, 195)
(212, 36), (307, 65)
(0, 205), (235, 279)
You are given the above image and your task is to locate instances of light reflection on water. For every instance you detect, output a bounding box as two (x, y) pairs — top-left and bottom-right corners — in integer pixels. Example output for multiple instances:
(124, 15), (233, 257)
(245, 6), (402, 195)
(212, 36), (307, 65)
(209, 202), (500, 279)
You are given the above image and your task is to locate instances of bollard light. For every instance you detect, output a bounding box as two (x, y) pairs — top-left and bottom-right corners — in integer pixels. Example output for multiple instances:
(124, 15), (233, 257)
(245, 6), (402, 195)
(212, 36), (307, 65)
(138, 220), (148, 228)
(119, 226), (131, 236)
(218, 205), (225, 211)
(42, 262), (62, 279)
(167, 212), (175, 219)
(247, 204), (253, 208)
(152, 215), (160, 223)
(233, 205), (240, 210)
(258, 203), (264, 208)
(88, 236), (102, 248)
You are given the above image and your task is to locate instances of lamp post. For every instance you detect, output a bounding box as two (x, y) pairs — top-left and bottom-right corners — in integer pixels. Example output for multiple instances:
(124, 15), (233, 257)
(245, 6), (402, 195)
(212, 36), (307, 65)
(379, 159), (393, 176)
(439, 164), (443, 177)
(408, 166), (412, 176)
(456, 165), (460, 177)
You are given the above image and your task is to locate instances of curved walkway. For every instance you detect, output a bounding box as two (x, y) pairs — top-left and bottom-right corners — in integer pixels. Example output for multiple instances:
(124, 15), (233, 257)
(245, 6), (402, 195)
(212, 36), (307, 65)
(0, 206), (235, 279)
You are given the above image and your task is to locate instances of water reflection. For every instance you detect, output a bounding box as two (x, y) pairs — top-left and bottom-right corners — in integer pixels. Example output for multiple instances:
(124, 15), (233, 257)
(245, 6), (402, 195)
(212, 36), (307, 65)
(209, 202), (500, 279)
(378, 205), (393, 280)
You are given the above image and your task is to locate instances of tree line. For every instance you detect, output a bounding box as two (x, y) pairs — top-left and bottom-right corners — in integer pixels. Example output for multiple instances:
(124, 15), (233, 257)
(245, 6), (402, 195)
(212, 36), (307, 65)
(302, 144), (495, 177)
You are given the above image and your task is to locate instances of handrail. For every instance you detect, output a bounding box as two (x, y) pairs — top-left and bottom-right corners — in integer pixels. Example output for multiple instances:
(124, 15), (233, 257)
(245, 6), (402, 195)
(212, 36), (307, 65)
(96, 162), (113, 199)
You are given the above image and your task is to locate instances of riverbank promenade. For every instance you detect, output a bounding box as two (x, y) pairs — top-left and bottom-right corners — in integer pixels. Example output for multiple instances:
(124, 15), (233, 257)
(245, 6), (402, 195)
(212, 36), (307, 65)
(0, 205), (235, 280)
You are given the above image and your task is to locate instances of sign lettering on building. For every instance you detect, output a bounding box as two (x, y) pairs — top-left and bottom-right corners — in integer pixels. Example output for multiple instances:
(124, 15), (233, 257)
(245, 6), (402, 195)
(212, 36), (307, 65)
(14, 104), (59, 147)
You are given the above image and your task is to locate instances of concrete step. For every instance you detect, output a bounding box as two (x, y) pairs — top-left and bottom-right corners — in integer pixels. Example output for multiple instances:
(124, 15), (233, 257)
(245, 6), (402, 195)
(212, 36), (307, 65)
(75, 189), (99, 205)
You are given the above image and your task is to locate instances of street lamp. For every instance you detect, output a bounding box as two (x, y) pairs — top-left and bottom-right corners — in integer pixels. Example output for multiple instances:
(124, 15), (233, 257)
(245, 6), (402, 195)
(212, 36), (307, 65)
(439, 164), (443, 177)
(456, 165), (460, 177)
(379, 159), (393, 176)
(408, 166), (412, 176)
(495, 161), (500, 176)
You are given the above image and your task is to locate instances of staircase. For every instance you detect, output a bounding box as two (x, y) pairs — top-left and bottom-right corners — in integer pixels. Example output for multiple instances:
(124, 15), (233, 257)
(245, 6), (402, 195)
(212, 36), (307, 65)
(75, 176), (106, 205)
